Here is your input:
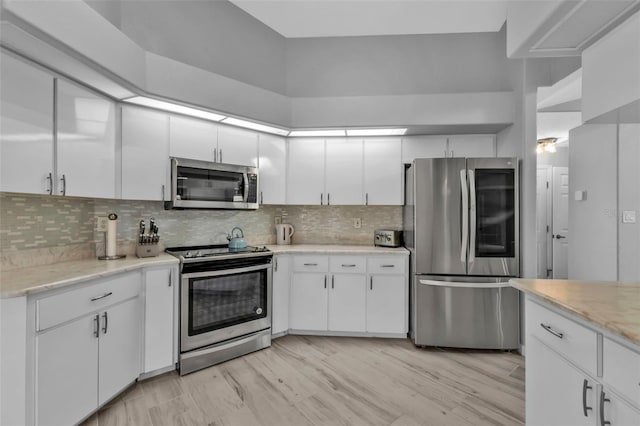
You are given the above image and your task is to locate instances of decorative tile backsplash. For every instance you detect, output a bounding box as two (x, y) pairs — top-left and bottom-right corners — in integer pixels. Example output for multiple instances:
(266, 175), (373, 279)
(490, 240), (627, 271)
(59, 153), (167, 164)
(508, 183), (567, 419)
(0, 192), (402, 270)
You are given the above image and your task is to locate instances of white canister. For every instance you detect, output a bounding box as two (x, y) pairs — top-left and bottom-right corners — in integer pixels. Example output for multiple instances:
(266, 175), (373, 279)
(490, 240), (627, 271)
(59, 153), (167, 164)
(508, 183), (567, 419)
(275, 223), (295, 245)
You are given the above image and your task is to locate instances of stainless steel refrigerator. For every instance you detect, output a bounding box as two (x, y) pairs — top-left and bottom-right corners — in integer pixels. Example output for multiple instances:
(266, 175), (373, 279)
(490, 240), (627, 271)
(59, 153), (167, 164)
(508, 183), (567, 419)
(404, 157), (520, 349)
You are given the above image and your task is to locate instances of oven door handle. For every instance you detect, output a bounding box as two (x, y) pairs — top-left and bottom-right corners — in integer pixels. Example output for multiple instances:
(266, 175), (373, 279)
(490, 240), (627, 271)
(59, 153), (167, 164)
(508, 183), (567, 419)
(181, 263), (271, 279)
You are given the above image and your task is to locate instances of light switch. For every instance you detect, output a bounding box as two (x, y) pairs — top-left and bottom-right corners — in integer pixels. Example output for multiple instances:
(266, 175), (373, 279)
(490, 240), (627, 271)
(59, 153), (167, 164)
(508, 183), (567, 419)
(574, 190), (586, 201)
(622, 210), (637, 224)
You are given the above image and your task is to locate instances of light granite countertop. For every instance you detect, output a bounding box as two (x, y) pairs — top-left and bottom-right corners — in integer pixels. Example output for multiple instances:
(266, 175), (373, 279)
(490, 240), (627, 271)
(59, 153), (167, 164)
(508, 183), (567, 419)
(266, 244), (409, 255)
(510, 278), (640, 346)
(1, 254), (179, 299)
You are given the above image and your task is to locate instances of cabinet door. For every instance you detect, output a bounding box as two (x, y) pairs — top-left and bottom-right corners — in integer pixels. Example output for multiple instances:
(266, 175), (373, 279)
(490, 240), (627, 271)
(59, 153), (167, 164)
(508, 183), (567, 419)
(0, 51), (54, 195)
(56, 79), (116, 198)
(144, 268), (175, 373)
(121, 106), (170, 201)
(217, 125), (258, 166)
(272, 256), (291, 335)
(36, 315), (98, 426)
(258, 134), (286, 204)
(289, 273), (328, 331)
(328, 274), (366, 332)
(526, 336), (597, 426)
(402, 135), (447, 163)
(601, 389), (640, 426)
(364, 138), (403, 205)
(287, 138), (325, 205)
(447, 135), (496, 158)
(367, 275), (406, 334)
(169, 115), (217, 162)
(325, 138), (363, 205)
(98, 297), (141, 406)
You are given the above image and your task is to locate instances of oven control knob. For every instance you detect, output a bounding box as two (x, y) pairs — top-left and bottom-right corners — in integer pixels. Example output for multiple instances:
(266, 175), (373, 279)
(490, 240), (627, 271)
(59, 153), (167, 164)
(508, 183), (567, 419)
(255, 307), (263, 315)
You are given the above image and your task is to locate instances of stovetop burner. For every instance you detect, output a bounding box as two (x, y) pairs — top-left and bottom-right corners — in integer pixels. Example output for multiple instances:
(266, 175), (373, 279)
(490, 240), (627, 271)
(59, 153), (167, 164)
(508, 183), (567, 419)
(166, 244), (271, 263)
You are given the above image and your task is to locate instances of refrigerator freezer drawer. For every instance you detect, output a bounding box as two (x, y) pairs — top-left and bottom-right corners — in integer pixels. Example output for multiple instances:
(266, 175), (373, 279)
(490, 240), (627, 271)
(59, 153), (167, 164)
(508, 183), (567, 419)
(413, 277), (519, 349)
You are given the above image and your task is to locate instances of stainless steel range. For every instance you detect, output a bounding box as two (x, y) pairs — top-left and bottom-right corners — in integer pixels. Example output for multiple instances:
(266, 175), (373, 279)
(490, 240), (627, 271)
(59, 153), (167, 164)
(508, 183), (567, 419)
(166, 244), (272, 375)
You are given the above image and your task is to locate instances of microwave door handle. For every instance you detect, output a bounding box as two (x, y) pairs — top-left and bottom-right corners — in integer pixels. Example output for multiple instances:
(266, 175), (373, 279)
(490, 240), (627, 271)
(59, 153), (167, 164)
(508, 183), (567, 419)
(243, 173), (249, 202)
(468, 169), (476, 264)
(460, 169), (468, 264)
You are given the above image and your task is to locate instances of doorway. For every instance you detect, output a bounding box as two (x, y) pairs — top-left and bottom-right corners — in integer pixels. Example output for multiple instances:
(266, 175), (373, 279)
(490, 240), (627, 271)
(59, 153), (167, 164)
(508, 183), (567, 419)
(536, 164), (569, 278)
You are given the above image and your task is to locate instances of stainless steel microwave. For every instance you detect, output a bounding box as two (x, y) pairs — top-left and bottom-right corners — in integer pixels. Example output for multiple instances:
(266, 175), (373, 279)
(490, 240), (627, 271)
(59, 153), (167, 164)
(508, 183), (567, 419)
(166, 158), (258, 210)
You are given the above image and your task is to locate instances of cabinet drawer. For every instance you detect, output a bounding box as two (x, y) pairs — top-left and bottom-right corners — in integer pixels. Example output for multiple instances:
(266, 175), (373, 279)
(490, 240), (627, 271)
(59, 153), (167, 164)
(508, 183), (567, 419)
(330, 256), (365, 273)
(292, 256), (329, 272)
(525, 299), (597, 376)
(37, 273), (141, 331)
(367, 256), (406, 274)
(603, 338), (640, 406)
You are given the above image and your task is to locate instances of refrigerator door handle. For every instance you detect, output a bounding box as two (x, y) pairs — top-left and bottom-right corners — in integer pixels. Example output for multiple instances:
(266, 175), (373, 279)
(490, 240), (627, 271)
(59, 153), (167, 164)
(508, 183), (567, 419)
(460, 169), (469, 264)
(419, 279), (512, 289)
(468, 169), (476, 264)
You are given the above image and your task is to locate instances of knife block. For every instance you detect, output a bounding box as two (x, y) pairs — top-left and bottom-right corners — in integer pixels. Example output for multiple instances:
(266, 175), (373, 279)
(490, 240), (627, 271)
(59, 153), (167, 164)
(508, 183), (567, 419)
(136, 240), (161, 258)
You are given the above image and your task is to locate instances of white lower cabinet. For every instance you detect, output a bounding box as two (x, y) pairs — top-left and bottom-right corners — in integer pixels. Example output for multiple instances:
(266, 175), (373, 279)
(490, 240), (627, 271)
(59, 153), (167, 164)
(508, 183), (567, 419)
(143, 267), (176, 374)
(288, 253), (408, 336)
(272, 255), (291, 335)
(525, 297), (640, 426)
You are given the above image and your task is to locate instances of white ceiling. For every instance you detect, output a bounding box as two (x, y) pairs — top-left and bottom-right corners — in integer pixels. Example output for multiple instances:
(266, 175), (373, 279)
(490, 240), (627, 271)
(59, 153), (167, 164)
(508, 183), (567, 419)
(230, 0), (508, 38)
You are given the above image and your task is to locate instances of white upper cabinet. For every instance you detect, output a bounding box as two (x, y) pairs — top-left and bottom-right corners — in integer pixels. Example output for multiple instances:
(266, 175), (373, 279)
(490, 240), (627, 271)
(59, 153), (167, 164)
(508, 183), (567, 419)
(56, 80), (117, 199)
(325, 138), (363, 205)
(121, 106), (170, 201)
(217, 125), (258, 167)
(0, 52), (54, 195)
(258, 134), (287, 205)
(287, 138), (326, 205)
(364, 137), (403, 205)
(169, 115), (218, 162)
(402, 136), (448, 163)
(447, 135), (496, 158)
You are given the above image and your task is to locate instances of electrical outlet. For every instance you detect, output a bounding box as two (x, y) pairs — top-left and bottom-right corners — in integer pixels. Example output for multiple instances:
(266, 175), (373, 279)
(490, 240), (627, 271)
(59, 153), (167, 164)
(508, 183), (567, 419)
(274, 216), (282, 225)
(96, 216), (108, 232)
(353, 218), (361, 229)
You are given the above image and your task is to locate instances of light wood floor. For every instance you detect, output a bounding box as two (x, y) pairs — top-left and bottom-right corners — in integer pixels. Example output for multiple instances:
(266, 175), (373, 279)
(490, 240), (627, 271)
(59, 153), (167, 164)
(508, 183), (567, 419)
(83, 335), (525, 426)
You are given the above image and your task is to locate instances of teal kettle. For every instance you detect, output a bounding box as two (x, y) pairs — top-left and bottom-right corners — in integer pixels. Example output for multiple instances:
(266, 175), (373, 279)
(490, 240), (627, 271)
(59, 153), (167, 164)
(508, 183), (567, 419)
(227, 227), (247, 250)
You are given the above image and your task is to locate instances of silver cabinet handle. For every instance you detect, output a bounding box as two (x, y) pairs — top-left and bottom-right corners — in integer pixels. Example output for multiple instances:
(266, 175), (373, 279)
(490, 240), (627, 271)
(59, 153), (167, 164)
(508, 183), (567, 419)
(60, 174), (66, 196)
(599, 390), (611, 425)
(260, 191), (263, 204)
(102, 311), (108, 334)
(327, 193), (330, 205)
(219, 148), (222, 163)
(341, 264), (356, 267)
(331, 275), (334, 289)
(381, 264), (395, 268)
(90, 291), (113, 302)
(365, 193), (368, 205)
(214, 148), (217, 163)
(161, 184), (165, 201)
(370, 276), (373, 290)
(582, 379), (593, 417)
(304, 263), (318, 266)
(320, 193), (323, 205)
(274, 258), (278, 272)
(324, 275), (327, 289)
(46, 172), (53, 195)
(93, 314), (100, 338)
(168, 271), (172, 287)
(540, 323), (563, 339)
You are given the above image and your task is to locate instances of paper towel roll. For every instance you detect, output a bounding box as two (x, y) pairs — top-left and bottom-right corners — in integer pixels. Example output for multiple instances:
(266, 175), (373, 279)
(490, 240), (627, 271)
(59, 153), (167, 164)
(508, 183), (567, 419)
(106, 213), (117, 257)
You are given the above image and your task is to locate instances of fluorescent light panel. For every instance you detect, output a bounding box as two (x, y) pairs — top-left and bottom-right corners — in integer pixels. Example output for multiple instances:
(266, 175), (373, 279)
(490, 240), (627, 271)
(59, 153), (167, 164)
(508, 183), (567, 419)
(346, 128), (407, 136)
(222, 117), (289, 136)
(123, 96), (226, 122)
(289, 129), (346, 137)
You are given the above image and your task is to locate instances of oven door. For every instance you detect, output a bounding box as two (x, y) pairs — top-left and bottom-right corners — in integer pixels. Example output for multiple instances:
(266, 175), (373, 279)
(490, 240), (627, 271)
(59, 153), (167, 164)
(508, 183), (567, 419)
(180, 262), (272, 352)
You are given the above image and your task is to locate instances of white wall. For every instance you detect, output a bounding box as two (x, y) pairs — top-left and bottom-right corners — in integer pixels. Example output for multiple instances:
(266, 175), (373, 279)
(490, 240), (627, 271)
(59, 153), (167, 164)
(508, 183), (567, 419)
(537, 145), (569, 167)
(618, 124), (640, 282)
(568, 124), (618, 281)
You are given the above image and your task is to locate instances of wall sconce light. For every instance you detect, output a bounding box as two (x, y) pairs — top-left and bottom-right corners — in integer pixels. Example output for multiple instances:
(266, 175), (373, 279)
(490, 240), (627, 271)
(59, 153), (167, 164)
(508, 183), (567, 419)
(536, 137), (558, 154)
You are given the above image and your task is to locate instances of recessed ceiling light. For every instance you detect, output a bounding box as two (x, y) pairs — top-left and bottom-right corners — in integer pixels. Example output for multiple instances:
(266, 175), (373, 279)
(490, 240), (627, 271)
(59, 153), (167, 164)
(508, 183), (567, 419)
(346, 128), (407, 136)
(123, 96), (226, 122)
(221, 117), (290, 136)
(289, 129), (346, 137)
